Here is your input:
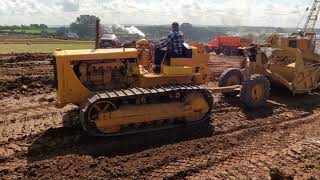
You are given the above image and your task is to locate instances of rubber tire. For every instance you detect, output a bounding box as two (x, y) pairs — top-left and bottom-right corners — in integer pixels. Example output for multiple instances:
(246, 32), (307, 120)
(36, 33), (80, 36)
(240, 74), (270, 108)
(218, 68), (243, 97)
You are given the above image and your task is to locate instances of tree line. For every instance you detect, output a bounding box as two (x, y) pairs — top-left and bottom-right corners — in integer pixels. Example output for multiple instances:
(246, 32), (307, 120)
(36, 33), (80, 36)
(56, 15), (99, 39)
(0, 24), (48, 30)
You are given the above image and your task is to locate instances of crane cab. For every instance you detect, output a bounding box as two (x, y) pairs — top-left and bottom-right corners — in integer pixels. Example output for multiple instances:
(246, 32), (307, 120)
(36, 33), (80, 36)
(280, 32), (316, 52)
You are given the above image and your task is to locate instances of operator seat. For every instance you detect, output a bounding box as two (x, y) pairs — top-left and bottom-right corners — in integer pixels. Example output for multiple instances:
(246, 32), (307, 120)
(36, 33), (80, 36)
(168, 43), (194, 67)
(161, 43), (195, 75)
(182, 43), (192, 58)
(166, 43), (192, 66)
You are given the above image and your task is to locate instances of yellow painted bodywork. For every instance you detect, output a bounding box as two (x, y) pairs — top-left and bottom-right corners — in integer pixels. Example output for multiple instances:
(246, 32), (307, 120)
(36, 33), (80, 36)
(268, 63), (295, 82)
(53, 42), (210, 107)
(162, 65), (193, 75)
(251, 83), (266, 103)
(243, 42), (320, 94)
(95, 92), (209, 131)
(138, 73), (193, 88)
(54, 48), (139, 107)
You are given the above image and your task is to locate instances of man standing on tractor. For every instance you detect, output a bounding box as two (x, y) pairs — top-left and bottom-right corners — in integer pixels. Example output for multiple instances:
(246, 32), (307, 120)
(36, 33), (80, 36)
(154, 22), (184, 73)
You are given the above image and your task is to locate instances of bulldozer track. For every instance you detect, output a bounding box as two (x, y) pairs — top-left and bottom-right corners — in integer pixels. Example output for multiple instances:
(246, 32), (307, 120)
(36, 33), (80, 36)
(81, 85), (214, 137)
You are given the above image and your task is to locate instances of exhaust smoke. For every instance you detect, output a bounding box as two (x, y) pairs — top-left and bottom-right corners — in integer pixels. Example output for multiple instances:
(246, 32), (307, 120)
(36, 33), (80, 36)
(114, 24), (146, 37)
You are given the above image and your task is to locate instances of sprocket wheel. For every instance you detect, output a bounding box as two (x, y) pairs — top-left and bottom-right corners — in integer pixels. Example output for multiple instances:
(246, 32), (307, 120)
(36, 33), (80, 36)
(87, 100), (120, 134)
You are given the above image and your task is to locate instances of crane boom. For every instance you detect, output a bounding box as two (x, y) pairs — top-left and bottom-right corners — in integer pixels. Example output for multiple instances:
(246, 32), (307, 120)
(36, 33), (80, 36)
(304, 0), (320, 34)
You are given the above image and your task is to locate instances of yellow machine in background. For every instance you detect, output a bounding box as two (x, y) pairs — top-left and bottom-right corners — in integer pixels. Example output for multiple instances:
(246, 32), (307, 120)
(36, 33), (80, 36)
(263, 34), (320, 93)
(53, 40), (213, 136)
(219, 1), (320, 100)
(218, 37), (320, 104)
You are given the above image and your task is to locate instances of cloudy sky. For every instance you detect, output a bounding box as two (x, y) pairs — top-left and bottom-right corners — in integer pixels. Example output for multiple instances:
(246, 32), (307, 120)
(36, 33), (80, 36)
(0, 0), (316, 27)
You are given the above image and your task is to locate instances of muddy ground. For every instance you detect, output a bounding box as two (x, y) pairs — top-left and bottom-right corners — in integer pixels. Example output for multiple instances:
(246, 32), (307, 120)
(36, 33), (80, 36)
(0, 54), (319, 180)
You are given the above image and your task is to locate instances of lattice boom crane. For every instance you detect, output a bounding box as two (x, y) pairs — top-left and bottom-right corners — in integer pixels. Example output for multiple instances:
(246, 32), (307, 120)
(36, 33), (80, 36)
(304, 0), (320, 35)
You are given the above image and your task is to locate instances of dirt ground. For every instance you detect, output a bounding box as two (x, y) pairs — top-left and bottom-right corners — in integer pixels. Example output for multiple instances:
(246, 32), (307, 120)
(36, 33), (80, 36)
(0, 54), (319, 180)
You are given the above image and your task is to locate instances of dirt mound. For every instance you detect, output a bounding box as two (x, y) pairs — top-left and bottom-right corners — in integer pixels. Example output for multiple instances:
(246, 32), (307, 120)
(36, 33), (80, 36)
(0, 75), (54, 99)
(8, 53), (53, 63)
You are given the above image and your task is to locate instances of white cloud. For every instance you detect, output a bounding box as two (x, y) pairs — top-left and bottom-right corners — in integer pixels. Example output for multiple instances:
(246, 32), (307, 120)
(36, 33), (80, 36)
(60, 0), (80, 12)
(0, 0), (316, 28)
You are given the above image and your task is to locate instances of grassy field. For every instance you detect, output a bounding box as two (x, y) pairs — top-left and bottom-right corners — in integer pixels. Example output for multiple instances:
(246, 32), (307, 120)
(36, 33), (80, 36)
(0, 44), (94, 53)
(0, 27), (59, 35)
(0, 37), (95, 53)
(0, 29), (46, 34)
(0, 38), (94, 44)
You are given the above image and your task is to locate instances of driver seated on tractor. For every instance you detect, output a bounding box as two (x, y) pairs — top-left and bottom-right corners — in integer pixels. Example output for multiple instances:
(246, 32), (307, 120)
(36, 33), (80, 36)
(248, 44), (257, 62)
(154, 22), (184, 73)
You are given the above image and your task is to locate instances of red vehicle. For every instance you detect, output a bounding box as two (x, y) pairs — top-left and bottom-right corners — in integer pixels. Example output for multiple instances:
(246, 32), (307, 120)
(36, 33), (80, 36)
(207, 35), (253, 56)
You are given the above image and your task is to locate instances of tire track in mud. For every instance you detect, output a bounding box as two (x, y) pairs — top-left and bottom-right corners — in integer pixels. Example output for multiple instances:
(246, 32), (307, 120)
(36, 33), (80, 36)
(132, 96), (320, 179)
(0, 89), (319, 175)
(0, 96), (236, 160)
(7, 110), (319, 180)
(213, 96), (313, 134)
(149, 114), (320, 180)
(0, 95), (76, 159)
(188, 137), (320, 180)
(0, 94), (315, 152)
(2, 97), (318, 179)
(271, 138), (320, 179)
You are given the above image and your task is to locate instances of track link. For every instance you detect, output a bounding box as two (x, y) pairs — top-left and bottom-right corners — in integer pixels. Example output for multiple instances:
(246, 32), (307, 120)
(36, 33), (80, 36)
(80, 85), (214, 137)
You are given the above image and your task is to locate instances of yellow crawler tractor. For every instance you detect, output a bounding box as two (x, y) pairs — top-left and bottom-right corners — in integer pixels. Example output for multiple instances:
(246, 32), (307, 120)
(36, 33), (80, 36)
(53, 20), (270, 136)
(53, 38), (215, 136)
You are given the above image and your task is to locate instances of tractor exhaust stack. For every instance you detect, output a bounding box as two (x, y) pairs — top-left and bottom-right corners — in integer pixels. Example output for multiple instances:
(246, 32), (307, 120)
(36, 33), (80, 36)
(95, 18), (100, 49)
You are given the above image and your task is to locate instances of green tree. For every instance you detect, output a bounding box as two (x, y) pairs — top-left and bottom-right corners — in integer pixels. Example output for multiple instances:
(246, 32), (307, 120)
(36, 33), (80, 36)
(40, 24), (48, 29)
(11, 25), (20, 29)
(30, 24), (40, 29)
(70, 15), (99, 39)
(21, 25), (29, 29)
